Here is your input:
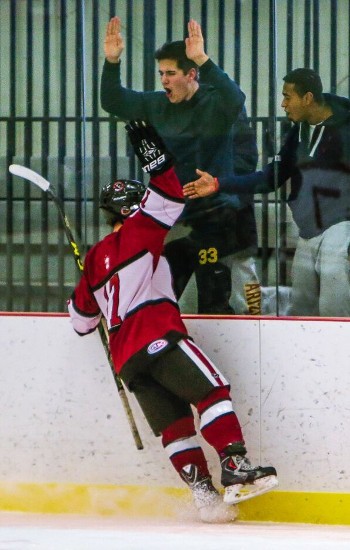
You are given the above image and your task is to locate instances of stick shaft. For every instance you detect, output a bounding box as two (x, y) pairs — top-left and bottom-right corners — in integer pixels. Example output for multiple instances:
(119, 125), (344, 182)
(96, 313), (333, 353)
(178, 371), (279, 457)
(100, 319), (143, 449)
(48, 191), (85, 273)
(50, 191), (144, 448)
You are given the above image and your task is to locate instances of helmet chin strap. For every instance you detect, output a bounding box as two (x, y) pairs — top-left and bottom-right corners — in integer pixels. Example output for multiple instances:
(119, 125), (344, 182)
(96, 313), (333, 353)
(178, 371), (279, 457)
(120, 206), (131, 216)
(120, 204), (140, 217)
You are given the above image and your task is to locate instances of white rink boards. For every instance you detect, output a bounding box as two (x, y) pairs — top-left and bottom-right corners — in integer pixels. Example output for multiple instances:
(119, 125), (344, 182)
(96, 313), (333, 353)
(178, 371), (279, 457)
(0, 313), (350, 524)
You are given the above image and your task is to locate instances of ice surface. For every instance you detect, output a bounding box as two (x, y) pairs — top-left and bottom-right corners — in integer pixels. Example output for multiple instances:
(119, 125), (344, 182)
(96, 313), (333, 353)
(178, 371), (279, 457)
(0, 513), (350, 550)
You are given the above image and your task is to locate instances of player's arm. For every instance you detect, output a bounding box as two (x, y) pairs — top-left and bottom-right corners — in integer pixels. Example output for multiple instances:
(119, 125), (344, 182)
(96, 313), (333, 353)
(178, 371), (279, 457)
(125, 121), (185, 227)
(67, 269), (102, 336)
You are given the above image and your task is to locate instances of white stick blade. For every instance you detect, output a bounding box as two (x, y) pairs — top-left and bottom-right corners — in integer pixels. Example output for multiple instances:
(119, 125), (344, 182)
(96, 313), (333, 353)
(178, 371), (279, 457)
(9, 164), (51, 192)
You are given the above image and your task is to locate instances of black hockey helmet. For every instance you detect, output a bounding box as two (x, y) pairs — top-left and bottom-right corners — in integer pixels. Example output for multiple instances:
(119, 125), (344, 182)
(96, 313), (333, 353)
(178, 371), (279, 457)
(99, 179), (146, 226)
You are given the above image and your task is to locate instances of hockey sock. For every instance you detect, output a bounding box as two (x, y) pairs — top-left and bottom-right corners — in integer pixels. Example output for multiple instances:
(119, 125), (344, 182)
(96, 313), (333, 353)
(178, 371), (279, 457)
(196, 387), (245, 452)
(162, 416), (210, 478)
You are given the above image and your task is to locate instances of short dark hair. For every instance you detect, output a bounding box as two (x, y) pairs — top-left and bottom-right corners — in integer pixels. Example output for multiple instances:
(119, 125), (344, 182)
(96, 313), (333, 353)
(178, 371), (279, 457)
(283, 68), (324, 103)
(154, 40), (198, 74)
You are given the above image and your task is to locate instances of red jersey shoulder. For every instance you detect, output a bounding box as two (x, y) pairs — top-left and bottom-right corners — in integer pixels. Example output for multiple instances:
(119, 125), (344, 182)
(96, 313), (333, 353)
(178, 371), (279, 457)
(84, 233), (121, 288)
(84, 221), (150, 289)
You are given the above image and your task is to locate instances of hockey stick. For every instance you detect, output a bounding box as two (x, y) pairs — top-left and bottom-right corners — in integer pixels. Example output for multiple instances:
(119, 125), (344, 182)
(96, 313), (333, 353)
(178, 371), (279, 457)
(9, 163), (144, 450)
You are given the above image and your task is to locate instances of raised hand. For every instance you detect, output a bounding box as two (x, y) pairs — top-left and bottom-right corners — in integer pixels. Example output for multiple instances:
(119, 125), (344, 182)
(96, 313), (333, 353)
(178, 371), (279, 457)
(183, 169), (218, 198)
(185, 19), (209, 66)
(125, 120), (173, 175)
(104, 16), (124, 63)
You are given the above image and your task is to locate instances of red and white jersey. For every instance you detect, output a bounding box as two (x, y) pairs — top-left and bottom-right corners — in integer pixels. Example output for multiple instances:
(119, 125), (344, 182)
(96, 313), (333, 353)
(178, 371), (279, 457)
(68, 167), (188, 374)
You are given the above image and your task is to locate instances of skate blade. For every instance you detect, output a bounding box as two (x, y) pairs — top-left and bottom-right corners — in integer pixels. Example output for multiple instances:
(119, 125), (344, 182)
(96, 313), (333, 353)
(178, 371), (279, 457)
(223, 475), (279, 505)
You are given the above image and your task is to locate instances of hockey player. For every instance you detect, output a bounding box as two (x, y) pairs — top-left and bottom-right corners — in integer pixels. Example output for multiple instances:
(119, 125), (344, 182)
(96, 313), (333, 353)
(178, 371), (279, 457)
(67, 121), (278, 523)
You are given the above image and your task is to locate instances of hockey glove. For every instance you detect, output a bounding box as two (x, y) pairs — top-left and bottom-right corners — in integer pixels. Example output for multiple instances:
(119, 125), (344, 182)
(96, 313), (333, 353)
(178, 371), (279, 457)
(125, 120), (173, 175)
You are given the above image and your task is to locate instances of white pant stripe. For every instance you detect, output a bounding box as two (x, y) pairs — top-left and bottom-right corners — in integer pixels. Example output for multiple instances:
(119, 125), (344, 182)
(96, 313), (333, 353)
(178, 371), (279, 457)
(178, 339), (229, 387)
(200, 400), (233, 430)
(164, 436), (201, 458)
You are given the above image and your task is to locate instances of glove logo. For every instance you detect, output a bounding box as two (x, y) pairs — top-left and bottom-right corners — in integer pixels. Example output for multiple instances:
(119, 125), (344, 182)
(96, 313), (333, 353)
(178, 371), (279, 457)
(125, 120), (172, 175)
(140, 139), (158, 160)
(142, 154), (166, 173)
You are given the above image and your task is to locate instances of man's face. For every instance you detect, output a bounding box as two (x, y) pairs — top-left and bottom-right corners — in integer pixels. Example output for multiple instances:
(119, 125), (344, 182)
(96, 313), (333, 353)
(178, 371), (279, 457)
(158, 59), (196, 103)
(281, 82), (310, 123)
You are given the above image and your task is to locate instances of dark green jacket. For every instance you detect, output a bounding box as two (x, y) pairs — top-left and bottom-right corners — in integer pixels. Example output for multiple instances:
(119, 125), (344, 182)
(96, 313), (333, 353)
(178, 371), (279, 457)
(101, 58), (248, 223)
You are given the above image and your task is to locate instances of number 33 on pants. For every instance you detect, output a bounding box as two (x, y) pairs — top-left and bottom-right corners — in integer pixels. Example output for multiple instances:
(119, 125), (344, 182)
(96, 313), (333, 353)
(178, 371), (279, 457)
(198, 247), (218, 265)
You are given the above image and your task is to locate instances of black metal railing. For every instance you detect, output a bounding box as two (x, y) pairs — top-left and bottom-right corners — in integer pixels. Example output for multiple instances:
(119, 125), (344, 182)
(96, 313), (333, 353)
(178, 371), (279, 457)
(0, 0), (348, 312)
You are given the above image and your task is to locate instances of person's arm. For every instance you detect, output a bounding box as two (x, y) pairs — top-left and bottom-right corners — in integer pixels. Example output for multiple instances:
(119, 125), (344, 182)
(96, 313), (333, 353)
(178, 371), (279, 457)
(199, 60), (245, 119)
(183, 165), (275, 199)
(100, 62), (150, 120)
(100, 17), (149, 120)
(186, 20), (245, 121)
(183, 126), (299, 198)
(185, 19), (209, 67)
(228, 108), (259, 209)
(104, 16), (124, 63)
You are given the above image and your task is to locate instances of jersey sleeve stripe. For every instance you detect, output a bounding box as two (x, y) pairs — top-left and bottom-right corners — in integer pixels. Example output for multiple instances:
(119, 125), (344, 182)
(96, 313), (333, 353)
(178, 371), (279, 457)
(148, 182), (185, 204)
(69, 293), (100, 317)
(139, 208), (173, 230)
(150, 167), (185, 201)
(140, 187), (184, 228)
(67, 300), (101, 335)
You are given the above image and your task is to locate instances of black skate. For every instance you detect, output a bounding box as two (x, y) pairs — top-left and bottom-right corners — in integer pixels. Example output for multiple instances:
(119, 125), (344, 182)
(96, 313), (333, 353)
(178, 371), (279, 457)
(180, 464), (237, 523)
(220, 444), (278, 505)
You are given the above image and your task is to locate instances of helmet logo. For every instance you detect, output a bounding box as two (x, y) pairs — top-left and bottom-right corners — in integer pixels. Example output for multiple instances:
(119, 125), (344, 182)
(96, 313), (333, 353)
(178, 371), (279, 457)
(113, 181), (125, 192)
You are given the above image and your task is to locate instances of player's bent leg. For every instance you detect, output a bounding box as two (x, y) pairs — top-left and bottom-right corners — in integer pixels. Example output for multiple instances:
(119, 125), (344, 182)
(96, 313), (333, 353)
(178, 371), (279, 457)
(182, 465), (238, 523)
(220, 443), (278, 505)
(161, 417), (237, 523)
(149, 343), (278, 509)
(148, 350), (240, 522)
(196, 387), (278, 505)
(161, 416), (209, 478)
(196, 386), (244, 450)
(128, 374), (228, 521)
